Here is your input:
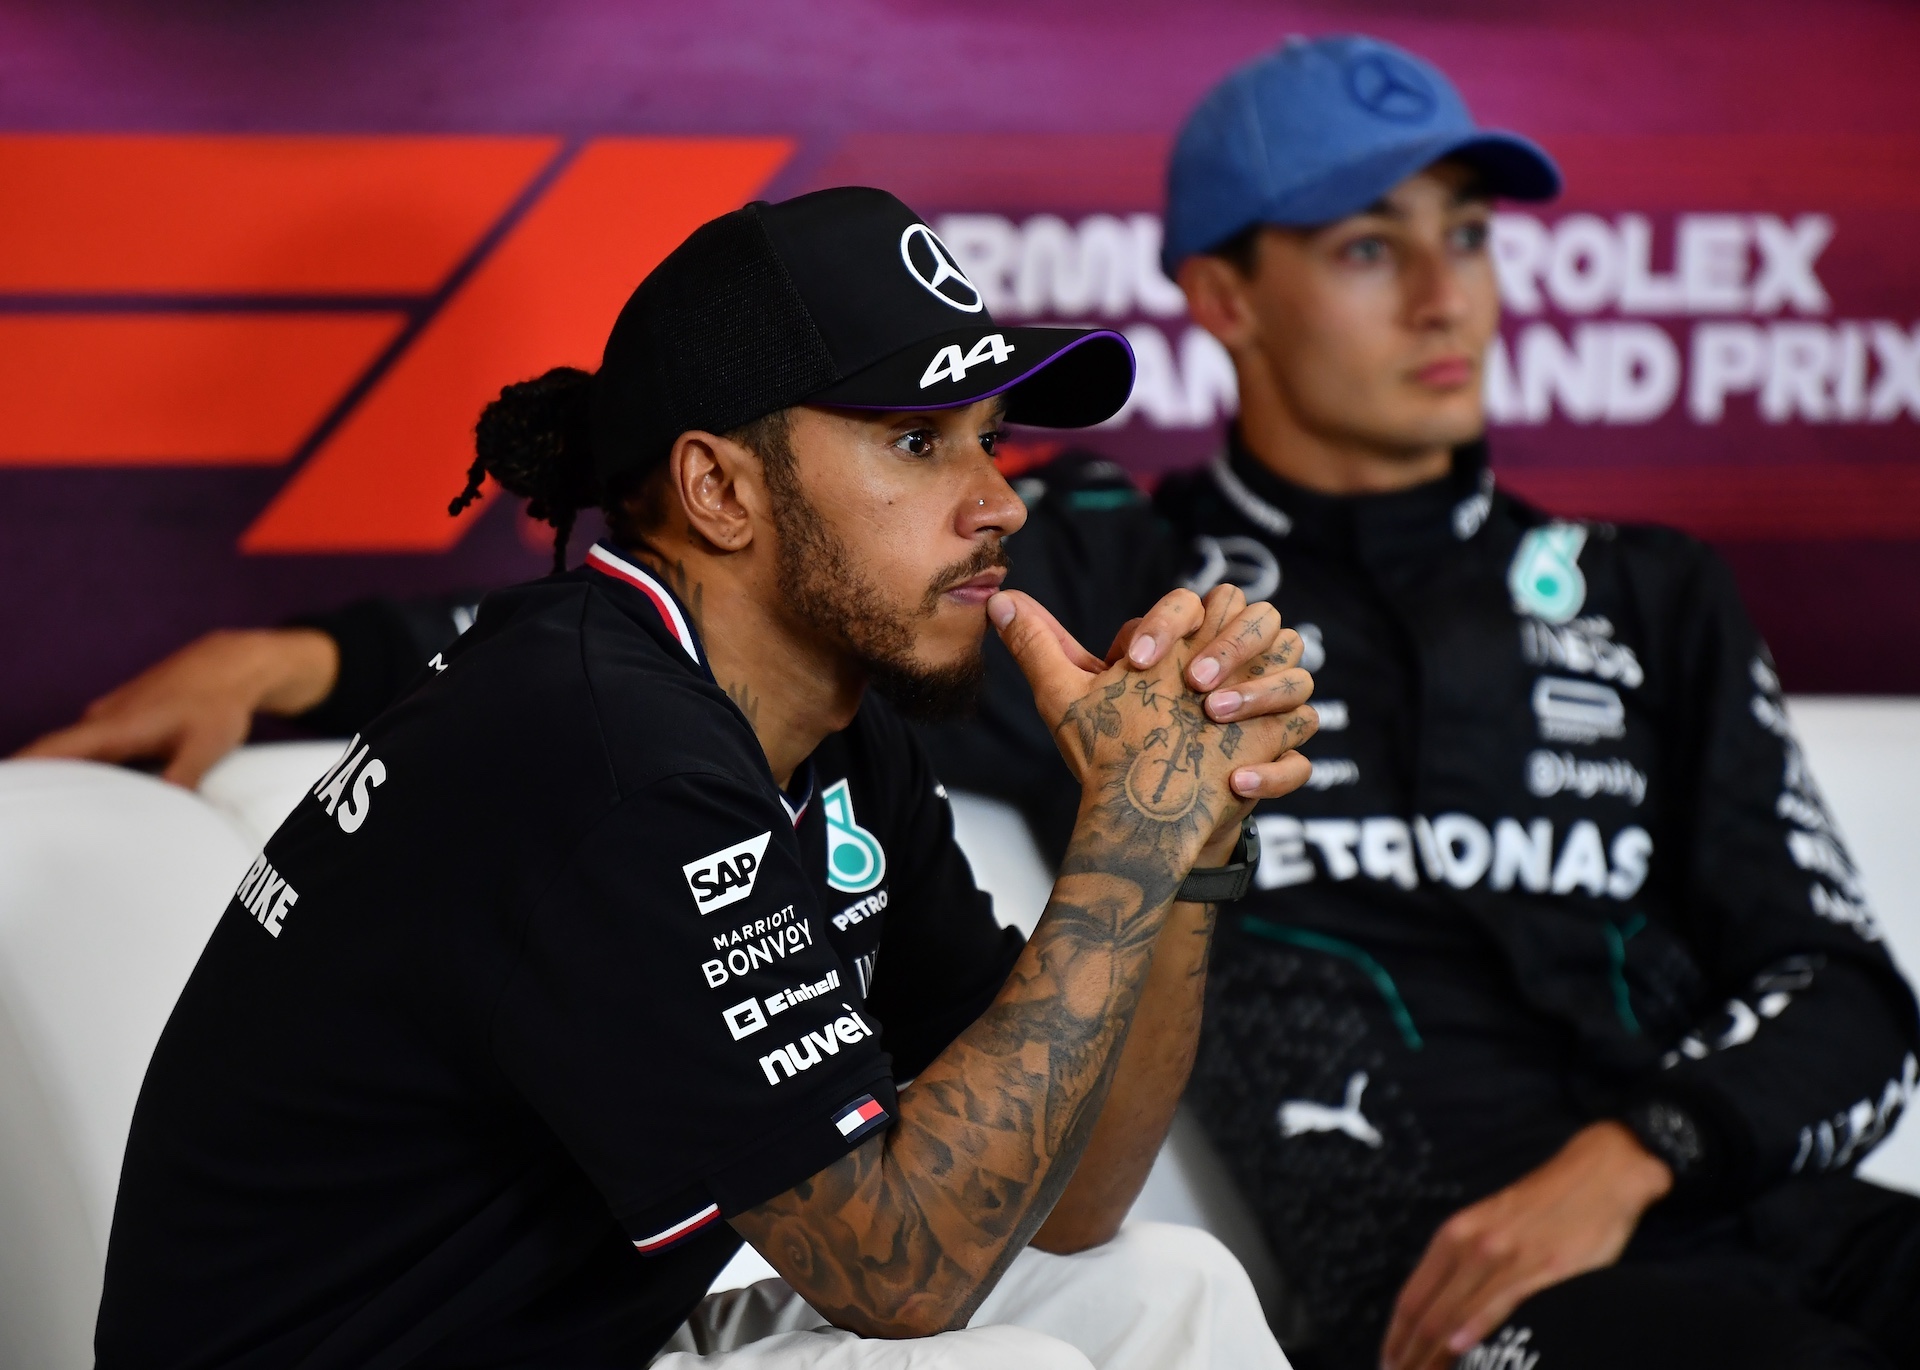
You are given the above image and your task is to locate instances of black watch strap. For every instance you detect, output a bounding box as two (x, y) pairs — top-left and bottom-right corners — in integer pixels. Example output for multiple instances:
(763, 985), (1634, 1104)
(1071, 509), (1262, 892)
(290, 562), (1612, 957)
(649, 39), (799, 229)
(1176, 817), (1262, 904)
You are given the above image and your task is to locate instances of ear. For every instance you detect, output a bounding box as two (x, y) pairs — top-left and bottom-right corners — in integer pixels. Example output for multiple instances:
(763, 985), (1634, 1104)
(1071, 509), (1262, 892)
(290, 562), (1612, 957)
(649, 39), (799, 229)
(1178, 253), (1262, 352)
(665, 429), (765, 553)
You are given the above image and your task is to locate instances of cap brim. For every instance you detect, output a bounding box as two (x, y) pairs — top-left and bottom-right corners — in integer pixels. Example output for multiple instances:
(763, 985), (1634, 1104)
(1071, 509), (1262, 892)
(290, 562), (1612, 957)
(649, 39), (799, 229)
(807, 325), (1135, 429)
(1439, 131), (1562, 203)
(1183, 128), (1563, 265)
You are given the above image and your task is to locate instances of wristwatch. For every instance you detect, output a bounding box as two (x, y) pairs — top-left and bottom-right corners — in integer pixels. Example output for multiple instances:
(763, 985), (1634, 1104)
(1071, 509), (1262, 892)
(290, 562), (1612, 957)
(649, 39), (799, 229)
(1175, 817), (1262, 904)
(1620, 1097), (1709, 1183)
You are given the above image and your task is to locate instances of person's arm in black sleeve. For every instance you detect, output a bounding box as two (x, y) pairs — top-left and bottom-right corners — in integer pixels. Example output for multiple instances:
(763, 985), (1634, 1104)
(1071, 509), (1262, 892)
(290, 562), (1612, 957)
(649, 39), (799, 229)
(287, 592), (483, 736)
(912, 450), (1179, 863)
(13, 590), (484, 785)
(1620, 541), (1920, 1200)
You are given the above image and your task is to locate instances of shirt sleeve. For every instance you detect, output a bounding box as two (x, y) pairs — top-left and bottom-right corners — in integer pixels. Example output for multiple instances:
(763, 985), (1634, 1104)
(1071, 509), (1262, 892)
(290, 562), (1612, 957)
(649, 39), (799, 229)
(865, 709), (1026, 1081)
(1627, 541), (1920, 1198)
(288, 592), (483, 736)
(490, 771), (896, 1251)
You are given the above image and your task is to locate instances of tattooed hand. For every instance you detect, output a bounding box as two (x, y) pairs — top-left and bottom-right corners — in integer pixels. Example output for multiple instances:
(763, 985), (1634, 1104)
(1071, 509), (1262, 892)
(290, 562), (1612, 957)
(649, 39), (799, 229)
(992, 583), (1318, 868)
(729, 585), (1314, 1339)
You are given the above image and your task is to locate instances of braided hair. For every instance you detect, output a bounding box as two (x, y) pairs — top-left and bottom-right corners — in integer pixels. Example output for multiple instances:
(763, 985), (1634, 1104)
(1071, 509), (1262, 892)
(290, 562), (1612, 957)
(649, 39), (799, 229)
(449, 367), (600, 573)
(451, 369), (795, 572)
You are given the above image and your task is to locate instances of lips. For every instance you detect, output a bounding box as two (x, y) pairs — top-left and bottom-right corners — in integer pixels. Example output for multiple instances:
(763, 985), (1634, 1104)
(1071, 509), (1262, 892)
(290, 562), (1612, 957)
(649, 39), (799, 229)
(1415, 356), (1474, 388)
(944, 569), (1007, 605)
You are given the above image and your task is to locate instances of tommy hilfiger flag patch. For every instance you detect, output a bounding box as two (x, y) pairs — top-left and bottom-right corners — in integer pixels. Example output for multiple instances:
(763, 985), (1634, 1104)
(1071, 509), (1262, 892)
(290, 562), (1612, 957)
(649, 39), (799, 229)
(832, 1093), (889, 1142)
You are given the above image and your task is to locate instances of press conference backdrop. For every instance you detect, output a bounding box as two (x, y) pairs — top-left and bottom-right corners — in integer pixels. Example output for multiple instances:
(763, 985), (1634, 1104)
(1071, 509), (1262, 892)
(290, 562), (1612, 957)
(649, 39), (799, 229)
(3, 0), (1920, 751)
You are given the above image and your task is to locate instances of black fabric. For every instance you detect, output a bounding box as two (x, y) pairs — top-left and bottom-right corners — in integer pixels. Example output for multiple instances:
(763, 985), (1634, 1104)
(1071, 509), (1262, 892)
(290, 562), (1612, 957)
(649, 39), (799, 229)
(99, 547), (1020, 1369)
(1292, 1178), (1920, 1370)
(933, 440), (1919, 1357)
(287, 594), (477, 738)
(270, 442), (1920, 1358)
(587, 186), (1131, 486)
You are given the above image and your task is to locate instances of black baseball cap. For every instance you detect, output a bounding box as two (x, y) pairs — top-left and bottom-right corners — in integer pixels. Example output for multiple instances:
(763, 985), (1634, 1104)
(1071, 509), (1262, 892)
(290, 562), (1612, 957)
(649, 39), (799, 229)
(589, 186), (1135, 487)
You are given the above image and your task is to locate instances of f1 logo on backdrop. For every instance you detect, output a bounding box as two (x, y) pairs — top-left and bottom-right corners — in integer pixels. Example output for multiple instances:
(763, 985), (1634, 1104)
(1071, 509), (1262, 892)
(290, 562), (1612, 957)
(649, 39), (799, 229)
(0, 135), (792, 552)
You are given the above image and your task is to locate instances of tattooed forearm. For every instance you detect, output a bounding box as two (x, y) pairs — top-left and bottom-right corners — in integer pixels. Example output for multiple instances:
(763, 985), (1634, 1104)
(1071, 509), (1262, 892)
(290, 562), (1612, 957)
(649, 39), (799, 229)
(733, 649), (1286, 1338)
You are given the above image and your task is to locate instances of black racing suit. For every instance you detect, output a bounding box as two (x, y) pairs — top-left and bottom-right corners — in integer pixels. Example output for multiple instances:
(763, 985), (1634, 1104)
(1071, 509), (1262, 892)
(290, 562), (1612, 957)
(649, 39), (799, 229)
(295, 440), (1920, 1367)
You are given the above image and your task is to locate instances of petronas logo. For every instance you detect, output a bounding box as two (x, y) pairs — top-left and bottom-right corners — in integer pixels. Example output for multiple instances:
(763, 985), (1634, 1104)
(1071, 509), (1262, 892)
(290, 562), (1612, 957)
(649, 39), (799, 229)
(822, 779), (886, 894)
(1509, 523), (1589, 624)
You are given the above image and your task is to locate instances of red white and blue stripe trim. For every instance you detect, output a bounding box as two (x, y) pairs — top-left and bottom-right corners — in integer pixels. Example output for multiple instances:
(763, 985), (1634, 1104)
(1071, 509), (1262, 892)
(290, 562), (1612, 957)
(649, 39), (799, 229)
(633, 1202), (720, 1254)
(780, 759), (815, 828)
(832, 1093), (890, 1143)
(585, 544), (700, 664)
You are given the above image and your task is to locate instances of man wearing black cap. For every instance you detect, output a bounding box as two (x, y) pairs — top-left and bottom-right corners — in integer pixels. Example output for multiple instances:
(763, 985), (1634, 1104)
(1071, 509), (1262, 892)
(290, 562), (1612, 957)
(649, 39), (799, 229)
(92, 187), (1314, 1369)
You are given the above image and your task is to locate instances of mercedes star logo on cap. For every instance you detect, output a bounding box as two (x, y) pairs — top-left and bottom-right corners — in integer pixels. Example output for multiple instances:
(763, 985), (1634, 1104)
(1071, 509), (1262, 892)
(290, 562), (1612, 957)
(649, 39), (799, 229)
(899, 223), (985, 313)
(1343, 52), (1437, 123)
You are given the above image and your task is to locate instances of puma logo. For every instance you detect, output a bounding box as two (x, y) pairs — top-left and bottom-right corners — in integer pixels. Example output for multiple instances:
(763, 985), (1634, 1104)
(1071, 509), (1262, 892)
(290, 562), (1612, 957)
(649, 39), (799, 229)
(1278, 1071), (1383, 1148)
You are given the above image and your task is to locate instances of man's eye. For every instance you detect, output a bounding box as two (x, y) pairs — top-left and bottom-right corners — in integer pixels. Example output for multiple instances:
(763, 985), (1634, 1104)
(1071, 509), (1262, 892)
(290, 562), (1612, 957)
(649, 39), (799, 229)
(979, 429), (1002, 457)
(1451, 221), (1490, 253)
(1341, 236), (1388, 265)
(894, 430), (936, 457)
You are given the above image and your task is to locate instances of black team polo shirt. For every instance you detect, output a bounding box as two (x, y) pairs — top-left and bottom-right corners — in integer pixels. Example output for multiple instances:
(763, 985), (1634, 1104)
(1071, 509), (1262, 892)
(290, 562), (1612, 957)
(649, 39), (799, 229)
(96, 541), (1024, 1370)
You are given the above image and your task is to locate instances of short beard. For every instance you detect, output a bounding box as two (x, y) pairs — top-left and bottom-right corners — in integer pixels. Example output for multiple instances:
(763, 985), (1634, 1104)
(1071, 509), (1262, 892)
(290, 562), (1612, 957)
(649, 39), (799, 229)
(764, 458), (999, 724)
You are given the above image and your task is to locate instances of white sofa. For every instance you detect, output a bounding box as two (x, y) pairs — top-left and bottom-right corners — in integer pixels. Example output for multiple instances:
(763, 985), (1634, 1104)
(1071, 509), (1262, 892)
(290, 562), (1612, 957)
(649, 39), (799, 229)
(1, 702), (1916, 1365)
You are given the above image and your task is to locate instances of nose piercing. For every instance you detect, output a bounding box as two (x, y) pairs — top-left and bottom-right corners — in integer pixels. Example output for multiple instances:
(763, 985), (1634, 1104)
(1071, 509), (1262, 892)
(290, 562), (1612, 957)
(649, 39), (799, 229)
(978, 498), (986, 506)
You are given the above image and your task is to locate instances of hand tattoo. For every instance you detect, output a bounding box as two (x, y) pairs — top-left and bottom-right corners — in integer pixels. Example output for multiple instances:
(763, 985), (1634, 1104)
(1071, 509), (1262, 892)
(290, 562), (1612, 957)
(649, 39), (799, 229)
(734, 635), (1289, 1337)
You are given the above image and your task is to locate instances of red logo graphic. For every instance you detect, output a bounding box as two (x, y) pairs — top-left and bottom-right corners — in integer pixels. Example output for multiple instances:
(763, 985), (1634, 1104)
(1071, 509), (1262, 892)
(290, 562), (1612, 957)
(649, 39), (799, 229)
(0, 135), (793, 551)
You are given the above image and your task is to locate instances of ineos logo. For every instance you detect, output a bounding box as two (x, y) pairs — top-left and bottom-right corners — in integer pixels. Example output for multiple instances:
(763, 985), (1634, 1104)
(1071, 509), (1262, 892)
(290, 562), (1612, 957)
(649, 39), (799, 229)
(1344, 54), (1436, 123)
(899, 223), (985, 313)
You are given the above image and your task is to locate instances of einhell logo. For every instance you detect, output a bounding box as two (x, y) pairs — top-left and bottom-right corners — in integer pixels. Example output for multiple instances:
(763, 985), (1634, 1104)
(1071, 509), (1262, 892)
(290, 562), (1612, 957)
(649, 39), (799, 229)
(0, 136), (791, 552)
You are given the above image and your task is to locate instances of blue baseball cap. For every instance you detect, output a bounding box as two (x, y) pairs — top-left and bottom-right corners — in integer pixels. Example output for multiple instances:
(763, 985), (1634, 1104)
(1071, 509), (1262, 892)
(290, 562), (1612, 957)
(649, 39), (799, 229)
(1163, 35), (1561, 274)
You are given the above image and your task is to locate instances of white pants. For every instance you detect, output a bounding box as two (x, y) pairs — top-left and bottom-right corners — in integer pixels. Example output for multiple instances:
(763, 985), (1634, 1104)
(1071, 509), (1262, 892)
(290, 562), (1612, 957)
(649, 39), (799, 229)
(651, 1222), (1290, 1369)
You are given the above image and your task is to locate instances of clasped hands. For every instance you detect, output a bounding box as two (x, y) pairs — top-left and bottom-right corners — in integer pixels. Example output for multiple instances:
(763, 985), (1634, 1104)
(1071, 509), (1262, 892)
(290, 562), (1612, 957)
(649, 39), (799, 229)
(989, 583), (1318, 868)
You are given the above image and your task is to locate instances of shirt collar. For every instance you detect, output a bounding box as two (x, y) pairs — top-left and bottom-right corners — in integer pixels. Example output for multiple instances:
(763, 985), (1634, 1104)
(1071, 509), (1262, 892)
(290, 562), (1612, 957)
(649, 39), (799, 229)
(583, 541), (814, 830)
(1212, 429), (1496, 562)
(583, 541), (709, 672)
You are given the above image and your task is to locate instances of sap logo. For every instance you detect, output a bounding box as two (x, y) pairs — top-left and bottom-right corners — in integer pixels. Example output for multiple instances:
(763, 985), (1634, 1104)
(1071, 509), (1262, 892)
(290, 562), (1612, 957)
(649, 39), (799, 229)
(233, 854), (299, 938)
(758, 1006), (875, 1085)
(311, 734), (387, 834)
(1531, 676), (1625, 744)
(920, 333), (1014, 389)
(701, 909), (816, 988)
(683, 832), (772, 914)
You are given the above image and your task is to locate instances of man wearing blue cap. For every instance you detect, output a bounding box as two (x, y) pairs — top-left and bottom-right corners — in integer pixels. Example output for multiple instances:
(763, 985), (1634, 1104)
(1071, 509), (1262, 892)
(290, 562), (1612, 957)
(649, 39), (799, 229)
(1125, 33), (1919, 1370)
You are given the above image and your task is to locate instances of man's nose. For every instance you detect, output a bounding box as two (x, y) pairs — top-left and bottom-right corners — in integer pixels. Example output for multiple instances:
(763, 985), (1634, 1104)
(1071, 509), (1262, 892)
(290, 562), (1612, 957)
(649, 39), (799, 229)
(963, 464), (1029, 539)
(1406, 243), (1472, 329)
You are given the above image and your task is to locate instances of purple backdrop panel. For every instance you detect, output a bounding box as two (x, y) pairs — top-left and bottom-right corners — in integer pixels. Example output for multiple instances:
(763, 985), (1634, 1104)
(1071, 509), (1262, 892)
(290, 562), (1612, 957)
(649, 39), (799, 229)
(2, 0), (1919, 754)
